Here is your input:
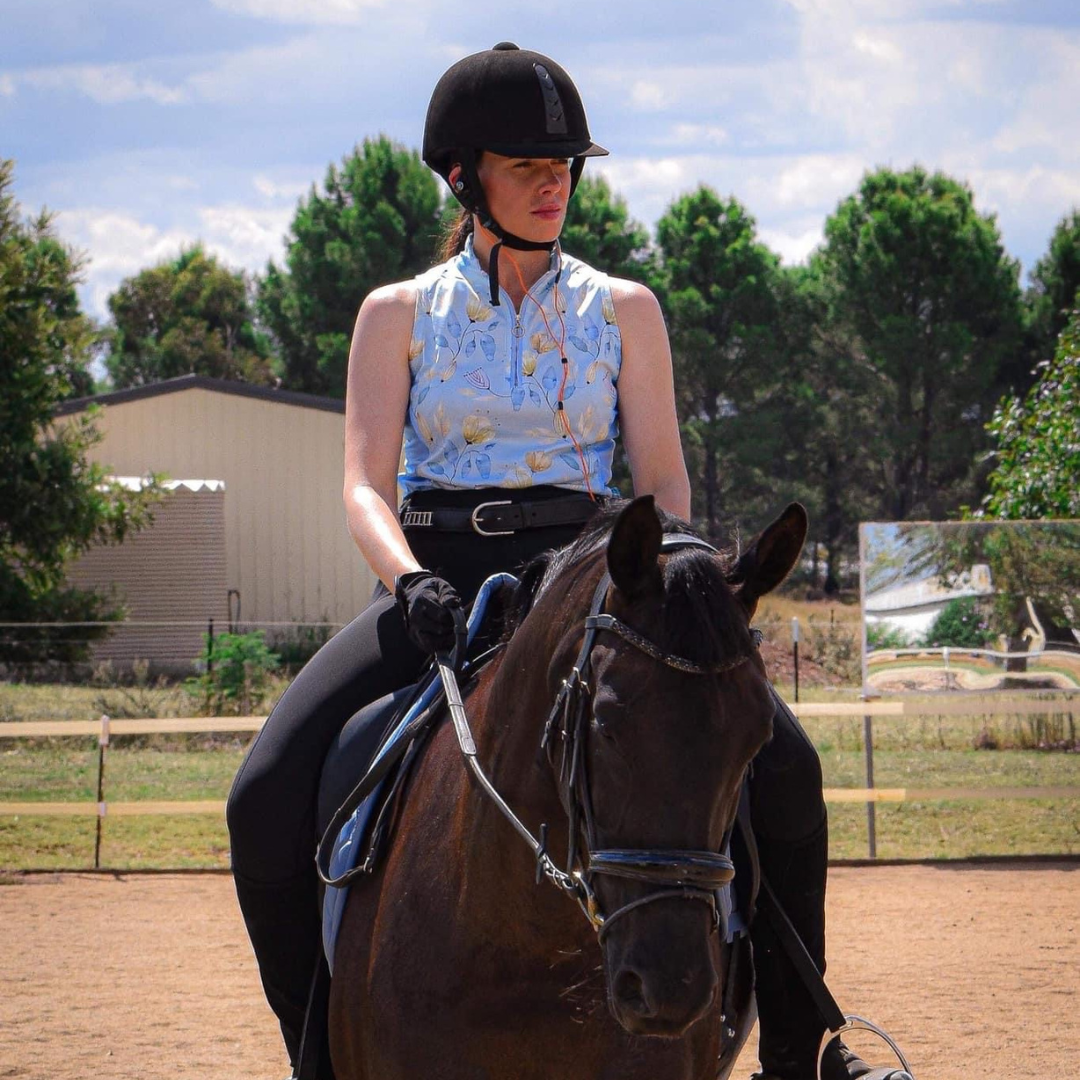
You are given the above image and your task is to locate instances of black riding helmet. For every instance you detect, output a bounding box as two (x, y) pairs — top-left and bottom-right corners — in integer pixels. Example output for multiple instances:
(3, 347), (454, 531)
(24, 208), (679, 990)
(423, 42), (608, 304)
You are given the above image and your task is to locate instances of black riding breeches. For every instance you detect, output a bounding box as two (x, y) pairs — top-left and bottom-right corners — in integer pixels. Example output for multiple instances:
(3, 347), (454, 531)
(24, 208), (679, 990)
(750, 688), (827, 844)
(227, 517), (824, 883)
(226, 488), (596, 883)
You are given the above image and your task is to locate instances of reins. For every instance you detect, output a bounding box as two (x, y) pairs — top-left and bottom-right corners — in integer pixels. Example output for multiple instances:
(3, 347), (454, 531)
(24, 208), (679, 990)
(440, 532), (762, 938)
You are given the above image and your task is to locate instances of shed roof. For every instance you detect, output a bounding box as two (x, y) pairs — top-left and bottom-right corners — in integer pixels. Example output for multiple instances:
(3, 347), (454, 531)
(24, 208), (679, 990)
(56, 374), (345, 417)
(111, 477), (226, 493)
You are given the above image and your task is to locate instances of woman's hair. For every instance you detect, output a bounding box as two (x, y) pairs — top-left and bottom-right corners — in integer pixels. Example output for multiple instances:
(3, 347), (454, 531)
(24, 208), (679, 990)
(438, 206), (474, 262)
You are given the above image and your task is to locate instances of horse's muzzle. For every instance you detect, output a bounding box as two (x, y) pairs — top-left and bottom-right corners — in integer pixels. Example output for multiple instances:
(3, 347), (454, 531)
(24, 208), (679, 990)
(608, 954), (719, 1037)
(603, 899), (720, 1038)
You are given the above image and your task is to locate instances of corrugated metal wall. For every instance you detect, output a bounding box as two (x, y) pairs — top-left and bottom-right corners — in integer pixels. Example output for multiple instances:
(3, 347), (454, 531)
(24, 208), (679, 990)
(69, 387), (377, 625)
(67, 483), (228, 670)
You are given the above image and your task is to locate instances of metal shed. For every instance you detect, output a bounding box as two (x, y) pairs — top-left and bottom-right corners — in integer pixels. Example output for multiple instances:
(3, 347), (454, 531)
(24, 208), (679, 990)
(57, 376), (378, 636)
(66, 479), (227, 671)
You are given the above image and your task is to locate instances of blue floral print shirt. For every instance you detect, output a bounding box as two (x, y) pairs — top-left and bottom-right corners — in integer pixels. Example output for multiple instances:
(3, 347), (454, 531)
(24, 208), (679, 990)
(400, 237), (622, 496)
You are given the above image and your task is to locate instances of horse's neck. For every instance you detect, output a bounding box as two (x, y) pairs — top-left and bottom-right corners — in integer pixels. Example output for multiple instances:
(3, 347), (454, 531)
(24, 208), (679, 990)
(444, 609), (590, 948)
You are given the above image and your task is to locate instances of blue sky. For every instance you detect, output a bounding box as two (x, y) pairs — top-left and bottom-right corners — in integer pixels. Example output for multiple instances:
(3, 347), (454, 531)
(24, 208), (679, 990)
(4, 0), (1079, 322)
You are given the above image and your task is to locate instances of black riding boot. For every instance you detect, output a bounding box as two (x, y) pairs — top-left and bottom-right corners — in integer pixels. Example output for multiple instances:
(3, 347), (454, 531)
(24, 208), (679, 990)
(751, 818), (879, 1080)
(233, 869), (322, 1071)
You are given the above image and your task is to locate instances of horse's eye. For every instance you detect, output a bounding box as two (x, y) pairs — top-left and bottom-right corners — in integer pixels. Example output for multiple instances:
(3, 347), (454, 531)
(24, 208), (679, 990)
(591, 703), (619, 737)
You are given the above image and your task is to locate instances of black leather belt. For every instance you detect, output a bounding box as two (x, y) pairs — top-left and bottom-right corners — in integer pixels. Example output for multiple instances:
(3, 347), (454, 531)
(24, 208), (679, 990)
(400, 495), (599, 537)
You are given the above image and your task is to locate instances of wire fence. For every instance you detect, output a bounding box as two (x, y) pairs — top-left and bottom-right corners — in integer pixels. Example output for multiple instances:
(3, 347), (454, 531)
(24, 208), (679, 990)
(0, 618), (347, 676)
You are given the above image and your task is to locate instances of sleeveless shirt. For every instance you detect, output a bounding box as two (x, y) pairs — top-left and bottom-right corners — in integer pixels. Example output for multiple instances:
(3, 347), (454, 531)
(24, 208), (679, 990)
(400, 237), (622, 496)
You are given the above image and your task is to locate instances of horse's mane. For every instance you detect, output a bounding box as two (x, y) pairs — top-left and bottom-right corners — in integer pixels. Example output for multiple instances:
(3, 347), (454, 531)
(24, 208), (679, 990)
(505, 502), (755, 670)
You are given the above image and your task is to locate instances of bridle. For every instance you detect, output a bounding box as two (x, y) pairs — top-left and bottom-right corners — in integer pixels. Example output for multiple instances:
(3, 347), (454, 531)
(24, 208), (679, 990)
(439, 533), (763, 940)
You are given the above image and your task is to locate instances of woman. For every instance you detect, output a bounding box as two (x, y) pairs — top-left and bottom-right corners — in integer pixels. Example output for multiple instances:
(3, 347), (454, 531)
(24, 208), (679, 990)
(227, 43), (877, 1080)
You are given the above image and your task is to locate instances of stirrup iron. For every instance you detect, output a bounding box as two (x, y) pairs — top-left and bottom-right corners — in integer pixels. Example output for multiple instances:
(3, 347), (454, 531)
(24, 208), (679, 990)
(818, 1015), (914, 1080)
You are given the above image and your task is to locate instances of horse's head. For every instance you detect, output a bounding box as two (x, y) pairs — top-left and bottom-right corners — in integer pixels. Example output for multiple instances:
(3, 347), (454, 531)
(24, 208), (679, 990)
(541, 495), (806, 1038)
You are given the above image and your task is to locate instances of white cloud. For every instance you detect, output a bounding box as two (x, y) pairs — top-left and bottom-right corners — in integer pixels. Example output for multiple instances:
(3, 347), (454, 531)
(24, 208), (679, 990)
(24, 63), (188, 106)
(166, 175), (199, 192)
(0, 73), (15, 98)
(600, 151), (867, 229)
(772, 154), (866, 209)
(55, 209), (196, 317)
(184, 31), (367, 106)
(784, 0), (1004, 18)
(52, 202), (293, 321)
(254, 175), (310, 200)
(759, 223), (825, 265)
(594, 156), (696, 225)
(990, 38), (1080, 158)
(658, 123), (729, 147)
(851, 31), (903, 64)
(959, 165), (1080, 220)
(209, 0), (387, 25)
(630, 80), (674, 112)
(198, 204), (293, 268)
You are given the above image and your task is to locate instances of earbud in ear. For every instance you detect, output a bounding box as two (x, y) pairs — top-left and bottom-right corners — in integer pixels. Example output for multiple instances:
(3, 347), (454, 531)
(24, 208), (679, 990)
(454, 179), (465, 192)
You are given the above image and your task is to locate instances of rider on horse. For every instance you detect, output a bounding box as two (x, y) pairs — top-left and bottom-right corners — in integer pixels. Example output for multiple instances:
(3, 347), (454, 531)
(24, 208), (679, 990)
(227, 42), (889, 1080)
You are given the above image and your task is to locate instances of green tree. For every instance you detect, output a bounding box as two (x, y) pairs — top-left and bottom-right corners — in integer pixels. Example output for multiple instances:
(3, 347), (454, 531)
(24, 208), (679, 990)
(655, 187), (785, 539)
(106, 245), (273, 388)
(817, 166), (1024, 522)
(982, 307), (1080, 519)
(1026, 209), (1080, 367)
(771, 261), (879, 591)
(561, 174), (653, 282)
(257, 136), (443, 397)
(924, 596), (994, 649)
(0, 159), (161, 663)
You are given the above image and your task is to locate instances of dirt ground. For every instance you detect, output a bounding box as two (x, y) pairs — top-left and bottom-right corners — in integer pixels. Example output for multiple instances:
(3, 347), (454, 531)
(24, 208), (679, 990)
(1, 863), (1077, 1080)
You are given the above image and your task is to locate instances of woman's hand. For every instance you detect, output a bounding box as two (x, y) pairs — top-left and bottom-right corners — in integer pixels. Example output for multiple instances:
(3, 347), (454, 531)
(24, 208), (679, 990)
(394, 571), (463, 655)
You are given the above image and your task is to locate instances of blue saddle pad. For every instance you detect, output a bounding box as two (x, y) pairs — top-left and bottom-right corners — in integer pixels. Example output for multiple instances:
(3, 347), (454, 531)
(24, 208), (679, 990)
(321, 573), (519, 972)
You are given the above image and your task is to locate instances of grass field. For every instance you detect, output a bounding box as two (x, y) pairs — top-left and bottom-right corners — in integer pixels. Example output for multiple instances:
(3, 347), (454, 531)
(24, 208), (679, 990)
(1, 680), (1077, 869)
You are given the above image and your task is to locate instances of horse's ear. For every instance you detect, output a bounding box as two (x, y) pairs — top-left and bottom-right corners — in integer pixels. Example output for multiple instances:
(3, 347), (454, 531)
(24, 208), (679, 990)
(729, 503), (808, 617)
(607, 496), (663, 598)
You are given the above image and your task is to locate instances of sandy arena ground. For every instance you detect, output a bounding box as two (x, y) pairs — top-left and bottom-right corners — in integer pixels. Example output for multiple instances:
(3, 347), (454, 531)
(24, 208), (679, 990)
(1, 863), (1077, 1079)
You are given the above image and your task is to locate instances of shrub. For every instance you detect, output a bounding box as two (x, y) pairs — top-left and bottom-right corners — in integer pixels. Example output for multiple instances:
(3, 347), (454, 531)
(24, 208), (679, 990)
(865, 622), (912, 651)
(806, 616), (861, 684)
(924, 597), (995, 649)
(186, 630), (280, 716)
(267, 622), (335, 673)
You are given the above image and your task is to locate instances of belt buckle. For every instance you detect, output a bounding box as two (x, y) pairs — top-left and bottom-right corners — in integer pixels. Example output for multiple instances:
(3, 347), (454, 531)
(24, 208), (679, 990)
(402, 510), (433, 528)
(471, 500), (514, 537)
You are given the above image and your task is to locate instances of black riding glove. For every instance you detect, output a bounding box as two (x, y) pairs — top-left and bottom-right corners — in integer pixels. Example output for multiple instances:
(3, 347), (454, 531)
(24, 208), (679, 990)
(394, 570), (463, 656)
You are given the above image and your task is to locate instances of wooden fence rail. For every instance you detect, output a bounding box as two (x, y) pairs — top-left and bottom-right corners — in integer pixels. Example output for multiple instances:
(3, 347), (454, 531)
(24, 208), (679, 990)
(1, 701), (1077, 861)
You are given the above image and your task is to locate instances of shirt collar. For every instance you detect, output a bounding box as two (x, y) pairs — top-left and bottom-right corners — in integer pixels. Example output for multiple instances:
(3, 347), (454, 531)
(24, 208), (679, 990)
(456, 234), (562, 304)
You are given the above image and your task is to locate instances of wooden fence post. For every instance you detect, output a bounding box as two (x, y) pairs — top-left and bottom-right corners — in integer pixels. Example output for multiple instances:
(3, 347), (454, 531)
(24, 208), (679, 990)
(94, 714), (109, 869)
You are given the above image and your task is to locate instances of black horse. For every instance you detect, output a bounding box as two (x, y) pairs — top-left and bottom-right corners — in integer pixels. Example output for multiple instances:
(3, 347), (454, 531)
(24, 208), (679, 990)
(317, 496), (909, 1080)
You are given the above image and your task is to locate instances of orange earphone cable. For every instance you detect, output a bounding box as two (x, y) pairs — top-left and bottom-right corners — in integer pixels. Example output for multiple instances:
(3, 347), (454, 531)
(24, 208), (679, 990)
(500, 243), (596, 500)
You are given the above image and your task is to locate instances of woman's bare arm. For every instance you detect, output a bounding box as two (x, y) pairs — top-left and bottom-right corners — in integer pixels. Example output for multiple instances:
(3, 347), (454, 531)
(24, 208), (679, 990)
(343, 282), (426, 592)
(609, 279), (692, 520)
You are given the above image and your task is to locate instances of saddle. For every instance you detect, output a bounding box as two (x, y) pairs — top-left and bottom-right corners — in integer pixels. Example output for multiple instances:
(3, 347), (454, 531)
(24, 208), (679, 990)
(314, 573), (521, 970)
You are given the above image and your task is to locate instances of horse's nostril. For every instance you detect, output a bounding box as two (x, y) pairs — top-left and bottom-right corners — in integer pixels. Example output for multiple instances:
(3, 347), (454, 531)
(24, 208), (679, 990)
(612, 968), (653, 1017)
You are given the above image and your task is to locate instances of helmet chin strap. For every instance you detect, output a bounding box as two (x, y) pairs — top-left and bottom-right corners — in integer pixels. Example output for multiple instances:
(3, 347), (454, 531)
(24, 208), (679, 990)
(455, 148), (584, 306)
